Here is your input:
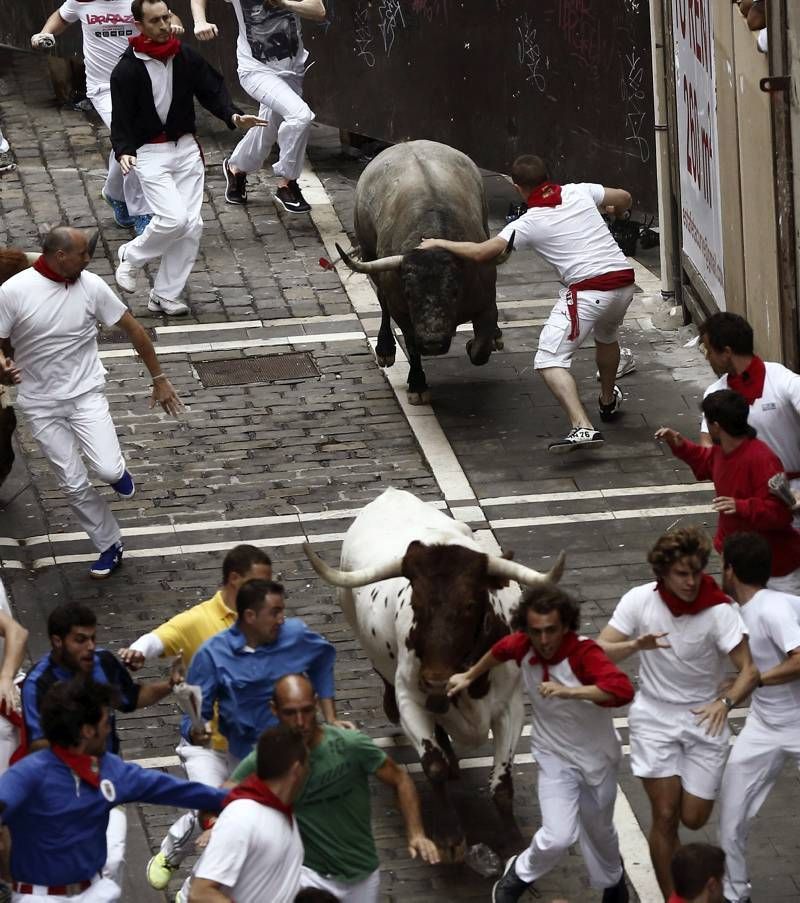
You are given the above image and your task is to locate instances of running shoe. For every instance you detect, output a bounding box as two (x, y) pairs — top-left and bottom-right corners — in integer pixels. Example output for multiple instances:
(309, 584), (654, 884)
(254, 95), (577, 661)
(492, 856), (533, 903)
(133, 214), (152, 236)
(147, 852), (177, 891)
(598, 385), (624, 422)
(102, 190), (135, 228)
(148, 290), (189, 317)
(222, 157), (247, 204)
(110, 469), (135, 499)
(595, 347), (636, 381)
(89, 542), (123, 579)
(115, 244), (137, 293)
(548, 427), (605, 454)
(602, 866), (630, 903)
(274, 180), (310, 214)
(0, 150), (16, 174)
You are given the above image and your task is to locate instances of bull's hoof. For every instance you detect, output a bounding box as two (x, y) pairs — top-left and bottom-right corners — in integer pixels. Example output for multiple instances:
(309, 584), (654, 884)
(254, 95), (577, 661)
(376, 352), (396, 367)
(407, 390), (431, 405)
(493, 336), (504, 351)
(436, 837), (467, 865)
(465, 339), (490, 366)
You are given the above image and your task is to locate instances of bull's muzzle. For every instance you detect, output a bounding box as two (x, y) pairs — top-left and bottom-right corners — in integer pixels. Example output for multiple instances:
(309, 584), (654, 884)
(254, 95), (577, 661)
(420, 675), (451, 714)
(417, 337), (452, 356)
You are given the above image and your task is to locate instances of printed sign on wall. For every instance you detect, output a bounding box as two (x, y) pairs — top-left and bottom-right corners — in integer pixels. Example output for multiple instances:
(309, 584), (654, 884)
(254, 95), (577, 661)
(674, 0), (726, 310)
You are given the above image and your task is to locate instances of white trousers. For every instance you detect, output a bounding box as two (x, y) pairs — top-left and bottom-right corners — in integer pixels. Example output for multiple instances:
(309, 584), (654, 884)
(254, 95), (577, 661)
(229, 60), (313, 181)
(12, 877), (120, 903)
(161, 742), (235, 865)
(0, 716), (18, 774)
(20, 388), (124, 552)
(299, 866), (380, 903)
(0, 128), (8, 154)
(103, 806), (127, 887)
(767, 568), (800, 595)
(123, 135), (204, 301)
(89, 89), (148, 216)
(718, 712), (800, 902)
(515, 751), (623, 889)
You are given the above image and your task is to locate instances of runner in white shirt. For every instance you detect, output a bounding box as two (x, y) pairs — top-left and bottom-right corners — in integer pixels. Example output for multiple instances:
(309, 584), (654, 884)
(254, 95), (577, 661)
(29, 0), (184, 231)
(448, 585), (633, 903)
(0, 226), (181, 579)
(190, 0), (326, 213)
(698, 312), (800, 520)
(597, 526), (758, 900)
(420, 154), (636, 453)
(717, 532), (800, 903)
(186, 724), (307, 903)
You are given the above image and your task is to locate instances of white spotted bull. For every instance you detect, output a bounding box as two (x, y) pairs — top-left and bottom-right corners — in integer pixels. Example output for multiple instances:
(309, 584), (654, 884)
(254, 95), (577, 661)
(336, 140), (514, 404)
(304, 487), (564, 859)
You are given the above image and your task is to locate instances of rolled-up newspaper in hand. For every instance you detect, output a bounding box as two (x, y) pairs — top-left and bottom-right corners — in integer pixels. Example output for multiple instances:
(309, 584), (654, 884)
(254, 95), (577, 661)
(768, 472), (798, 510)
(172, 681), (206, 733)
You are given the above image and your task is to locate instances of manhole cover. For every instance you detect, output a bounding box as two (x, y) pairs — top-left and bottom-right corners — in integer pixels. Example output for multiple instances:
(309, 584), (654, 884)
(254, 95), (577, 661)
(194, 353), (320, 387)
(99, 326), (157, 344)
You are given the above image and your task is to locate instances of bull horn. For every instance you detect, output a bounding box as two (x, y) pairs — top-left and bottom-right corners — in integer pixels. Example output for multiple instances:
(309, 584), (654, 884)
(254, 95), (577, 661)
(492, 230), (515, 265)
(24, 252), (41, 265)
(303, 542), (404, 588)
(335, 243), (403, 275)
(487, 549), (565, 586)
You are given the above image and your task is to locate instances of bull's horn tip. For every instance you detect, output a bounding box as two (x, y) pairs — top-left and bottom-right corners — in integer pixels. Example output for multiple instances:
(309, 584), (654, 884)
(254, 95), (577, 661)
(550, 550), (566, 582)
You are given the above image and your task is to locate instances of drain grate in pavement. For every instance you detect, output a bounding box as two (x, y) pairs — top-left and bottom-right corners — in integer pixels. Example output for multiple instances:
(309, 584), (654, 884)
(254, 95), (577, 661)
(194, 353), (321, 387)
(99, 326), (157, 344)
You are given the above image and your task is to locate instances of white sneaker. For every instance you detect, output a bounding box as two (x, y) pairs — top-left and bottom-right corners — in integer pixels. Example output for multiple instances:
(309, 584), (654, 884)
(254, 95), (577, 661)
(148, 290), (189, 316)
(115, 245), (138, 293)
(596, 347), (636, 381)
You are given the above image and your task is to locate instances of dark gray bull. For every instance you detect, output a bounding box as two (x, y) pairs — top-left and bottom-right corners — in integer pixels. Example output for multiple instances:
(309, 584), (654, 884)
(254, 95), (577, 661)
(336, 140), (513, 404)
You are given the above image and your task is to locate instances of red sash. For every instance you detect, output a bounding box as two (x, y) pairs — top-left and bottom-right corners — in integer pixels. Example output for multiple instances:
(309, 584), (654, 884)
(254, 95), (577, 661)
(567, 269), (636, 340)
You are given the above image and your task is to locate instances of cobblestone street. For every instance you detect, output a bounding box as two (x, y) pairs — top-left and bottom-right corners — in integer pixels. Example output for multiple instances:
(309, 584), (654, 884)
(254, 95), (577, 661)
(1, 45), (799, 903)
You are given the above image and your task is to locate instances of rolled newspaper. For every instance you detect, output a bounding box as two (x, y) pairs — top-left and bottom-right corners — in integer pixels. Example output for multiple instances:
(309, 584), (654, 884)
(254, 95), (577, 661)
(172, 681), (206, 734)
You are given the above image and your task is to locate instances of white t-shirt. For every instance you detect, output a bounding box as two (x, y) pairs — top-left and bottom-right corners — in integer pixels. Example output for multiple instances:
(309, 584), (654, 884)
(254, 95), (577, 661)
(192, 799), (303, 903)
(701, 362), (800, 475)
(225, 0), (306, 75)
(58, 0), (134, 96)
(497, 183), (630, 286)
(133, 52), (174, 124)
(737, 588), (800, 728)
(0, 268), (127, 404)
(608, 582), (746, 706)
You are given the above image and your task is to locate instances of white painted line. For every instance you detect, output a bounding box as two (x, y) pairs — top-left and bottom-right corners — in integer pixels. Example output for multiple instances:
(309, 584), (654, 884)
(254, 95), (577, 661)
(613, 786), (663, 901)
(99, 331), (367, 359)
(151, 314), (358, 336)
(490, 503), (711, 531)
(481, 482), (714, 507)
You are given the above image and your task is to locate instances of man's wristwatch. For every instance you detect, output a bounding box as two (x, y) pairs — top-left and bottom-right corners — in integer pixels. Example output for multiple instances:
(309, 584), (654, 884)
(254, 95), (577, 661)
(718, 695), (735, 710)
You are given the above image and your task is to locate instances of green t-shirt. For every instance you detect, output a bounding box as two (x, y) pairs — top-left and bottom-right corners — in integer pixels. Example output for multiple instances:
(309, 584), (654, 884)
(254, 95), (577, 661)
(230, 725), (387, 882)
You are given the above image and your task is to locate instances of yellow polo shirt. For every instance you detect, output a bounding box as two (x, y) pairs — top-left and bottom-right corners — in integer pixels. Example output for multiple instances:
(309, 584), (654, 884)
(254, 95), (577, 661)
(154, 591), (235, 752)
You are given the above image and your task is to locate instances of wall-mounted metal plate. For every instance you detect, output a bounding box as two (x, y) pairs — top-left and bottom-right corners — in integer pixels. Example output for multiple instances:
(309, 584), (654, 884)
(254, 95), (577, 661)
(194, 352), (321, 388)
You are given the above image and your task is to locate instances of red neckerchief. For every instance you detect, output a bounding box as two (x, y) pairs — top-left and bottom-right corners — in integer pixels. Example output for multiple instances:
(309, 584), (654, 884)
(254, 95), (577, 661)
(526, 630), (580, 681)
(51, 745), (102, 788)
(129, 34), (181, 60)
(728, 355), (766, 405)
(657, 573), (730, 618)
(223, 775), (293, 824)
(526, 181), (563, 208)
(33, 256), (77, 286)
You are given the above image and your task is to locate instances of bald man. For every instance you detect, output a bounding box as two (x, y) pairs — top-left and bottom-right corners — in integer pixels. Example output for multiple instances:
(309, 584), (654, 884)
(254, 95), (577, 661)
(0, 226), (181, 579)
(216, 674), (439, 903)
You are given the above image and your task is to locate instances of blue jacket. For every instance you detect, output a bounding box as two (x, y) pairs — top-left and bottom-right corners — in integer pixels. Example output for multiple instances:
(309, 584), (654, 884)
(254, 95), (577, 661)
(0, 749), (226, 886)
(22, 650), (140, 754)
(186, 618), (336, 759)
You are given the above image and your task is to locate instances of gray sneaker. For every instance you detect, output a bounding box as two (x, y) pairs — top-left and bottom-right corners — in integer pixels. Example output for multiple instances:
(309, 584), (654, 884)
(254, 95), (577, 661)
(548, 427), (605, 454)
(492, 856), (534, 903)
(148, 290), (189, 317)
(0, 149), (16, 173)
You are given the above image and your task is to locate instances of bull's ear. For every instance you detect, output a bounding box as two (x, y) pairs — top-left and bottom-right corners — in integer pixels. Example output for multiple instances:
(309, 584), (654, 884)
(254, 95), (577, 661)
(401, 540), (425, 579)
(501, 549), (515, 561)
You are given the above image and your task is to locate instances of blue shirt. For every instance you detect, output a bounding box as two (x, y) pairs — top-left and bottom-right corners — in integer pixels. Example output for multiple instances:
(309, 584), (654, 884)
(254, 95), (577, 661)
(0, 749), (227, 885)
(186, 618), (336, 760)
(21, 650), (140, 754)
